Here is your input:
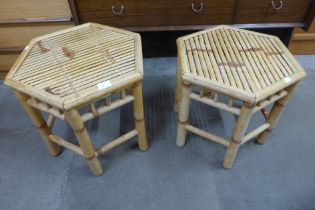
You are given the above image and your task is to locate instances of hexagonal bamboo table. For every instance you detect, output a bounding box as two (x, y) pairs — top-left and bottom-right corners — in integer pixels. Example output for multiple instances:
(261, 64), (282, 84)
(174, 25), (306, 169)
(5, 23), (149, 176)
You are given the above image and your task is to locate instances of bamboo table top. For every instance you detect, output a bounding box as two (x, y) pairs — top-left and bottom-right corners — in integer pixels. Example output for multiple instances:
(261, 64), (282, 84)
(5, 23), (143, 110)
(177, 25), (306, 103)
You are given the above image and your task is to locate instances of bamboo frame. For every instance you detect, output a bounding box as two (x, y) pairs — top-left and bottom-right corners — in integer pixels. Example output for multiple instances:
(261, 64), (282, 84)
(47, 114), (56, 128)
(96, 129), (138, 155)
(132, 81), (149, 151)
(241, 123), (270, 145)
(223, 102), (254, 169)
(65, 109), (103, 176)
(49, 134), (84, 156)
(5, 23), (149, 176)
(185, 124), (229, 147)
(256, 82), (299, 144)
(175, 26), (306, 169)
(81, 95), (134, 122)
(12, 85), (148, 176)
(176, 82), (192, 147)
(173, 50), (183, 112)
(13, 91), (61, 156)
(190, 92), (241, 115)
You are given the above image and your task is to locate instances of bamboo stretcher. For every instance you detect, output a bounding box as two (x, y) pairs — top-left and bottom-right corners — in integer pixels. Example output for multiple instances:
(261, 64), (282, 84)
(5, 23), (149, 176)
(174, 25), (306, 169)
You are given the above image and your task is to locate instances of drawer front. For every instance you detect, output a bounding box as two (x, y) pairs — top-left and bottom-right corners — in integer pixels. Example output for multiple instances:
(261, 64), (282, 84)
(0, 22), (74, 48)
(76, 0), (235, 27)
(0, 53), (20, 78)
(235, 0), (311, 23)
(0, 0), (71, 22)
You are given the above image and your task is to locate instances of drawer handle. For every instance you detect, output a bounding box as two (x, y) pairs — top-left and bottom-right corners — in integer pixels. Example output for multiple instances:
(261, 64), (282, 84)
(191, 3), (204, 13)
(112, 5), (124, 15)
(271, 1), (283, 10)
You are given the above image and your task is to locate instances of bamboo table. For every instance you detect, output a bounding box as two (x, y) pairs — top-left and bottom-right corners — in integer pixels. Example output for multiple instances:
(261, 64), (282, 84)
(5, 23), (149, 176)
(174, 25), (306, 169)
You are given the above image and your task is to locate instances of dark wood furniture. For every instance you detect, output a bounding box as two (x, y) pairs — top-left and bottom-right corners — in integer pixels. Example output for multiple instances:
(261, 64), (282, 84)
(69, 0), (315, 31)
(68, 0), (315, 57)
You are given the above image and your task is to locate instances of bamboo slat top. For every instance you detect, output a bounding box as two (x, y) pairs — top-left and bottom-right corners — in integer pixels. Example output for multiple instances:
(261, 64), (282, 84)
(178, 25), (306, 103)
(5, 23), (143, 110)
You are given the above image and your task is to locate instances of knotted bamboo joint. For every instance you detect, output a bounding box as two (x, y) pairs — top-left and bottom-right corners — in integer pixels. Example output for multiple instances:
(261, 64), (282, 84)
(74, 127), (86, 135)
(134, 118), (144, 122)
(182, 82), (192, 88)
(92, 111), (99, 117)
(178, 119), (188, 124)
(85, 153), (96, 161)
(275, 101), (285, 107)
(231, 137), (240, 145)
(36, 122), (47, 129)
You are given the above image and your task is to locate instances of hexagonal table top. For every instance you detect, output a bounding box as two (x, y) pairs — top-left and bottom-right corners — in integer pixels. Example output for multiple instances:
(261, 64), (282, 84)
(5, 23), (143, 110)
(177, 25), (306, 103)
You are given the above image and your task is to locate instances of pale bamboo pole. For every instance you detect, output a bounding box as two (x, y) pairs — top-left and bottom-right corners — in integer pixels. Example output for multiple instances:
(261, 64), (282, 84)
(47, 114), (55, 129)
(132, 81), (149, 151)
(176, 82), (192, 147)
(223, 102), (254, 169)
(173, 58), (182, 112)
(64, 109), (103, 176)
(96, 129), (138, 155)
(256, 82), (298, 144)
(13, 90), (61, 156)
(120, 90), (126, 99)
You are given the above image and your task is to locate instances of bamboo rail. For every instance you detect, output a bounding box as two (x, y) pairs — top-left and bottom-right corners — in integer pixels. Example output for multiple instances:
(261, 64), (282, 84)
(81, 95), (134, 122)
(254, 90), (287, 113)
(49, 134), (84, 156)
(185, 124), (229, 147)
(241, 123), (270, 145)
(27, 99), (65, 120)
(96, 129), (138, 156)
(190, 92), (241, 115)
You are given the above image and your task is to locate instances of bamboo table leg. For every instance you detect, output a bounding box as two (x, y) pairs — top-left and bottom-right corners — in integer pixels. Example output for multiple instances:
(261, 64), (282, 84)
(173, 58), (182, 112)
(13, 91), (60, 156)
(132, 81), (149, 151)
(65, 109), (103, 176)
(256, 82), (298, 145)
(176, 82), (192, 147)
(223, 102), (254, 169)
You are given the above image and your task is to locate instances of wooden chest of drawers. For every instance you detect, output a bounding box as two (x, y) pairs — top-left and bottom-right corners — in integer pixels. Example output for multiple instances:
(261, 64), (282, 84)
(69, 0), (315, 31)
(235, 0), (312, 23)
(73, 0), (235, 27)
(0, 0), (74, 78)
